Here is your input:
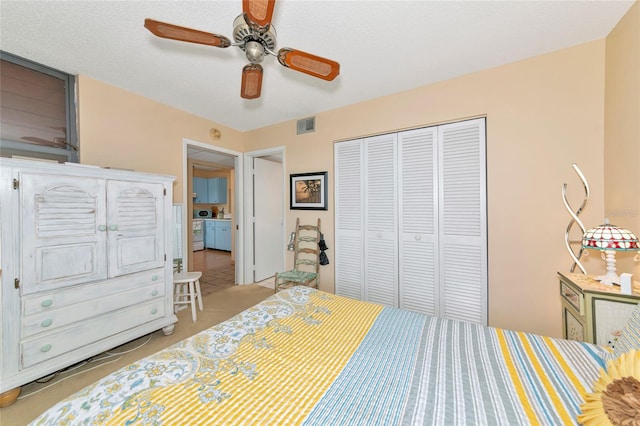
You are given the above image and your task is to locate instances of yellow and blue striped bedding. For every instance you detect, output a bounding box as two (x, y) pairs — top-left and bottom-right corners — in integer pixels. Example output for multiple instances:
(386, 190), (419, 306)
(31, 287), (607, 425)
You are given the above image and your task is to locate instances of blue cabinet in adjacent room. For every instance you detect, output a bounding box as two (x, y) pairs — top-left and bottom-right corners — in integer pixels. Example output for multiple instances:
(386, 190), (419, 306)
(208, 178), (228, 204)
(215, 220), (231, 251)
(204, 220), (216, 249)
(193, 177), (208, 203)
(194, 177), (228, 204)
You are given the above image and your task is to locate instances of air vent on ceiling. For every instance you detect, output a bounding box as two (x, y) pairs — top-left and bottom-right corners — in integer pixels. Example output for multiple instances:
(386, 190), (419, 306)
(297, 117), (315, 135)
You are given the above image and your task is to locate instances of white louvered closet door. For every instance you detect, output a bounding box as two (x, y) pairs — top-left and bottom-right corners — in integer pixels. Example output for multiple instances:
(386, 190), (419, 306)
(438, 118), (487, 324)
(364, 134), (398, 306)
(398, 127), (439, 315)
(334, 118), (486, 325)
(334, 140), (365, 300)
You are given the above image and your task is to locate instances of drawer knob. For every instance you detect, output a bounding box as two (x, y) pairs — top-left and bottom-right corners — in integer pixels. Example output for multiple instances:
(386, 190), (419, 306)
(98, 225), (107, 231)
(41, 299), (53, 308)
(40, 344), (52, 353)
(151, 308), (158, 315)
(41, 319), (53, 328)
(152, 290), (158, 296)
(152, 275), (158, 281)
(109, 224), (118, 231)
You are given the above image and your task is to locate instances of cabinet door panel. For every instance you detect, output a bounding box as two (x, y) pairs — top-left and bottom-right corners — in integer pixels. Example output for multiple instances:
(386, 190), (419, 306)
(208, 178), (228, 204)
(215, 222), (231, 251)
(20, 172), (108, 294)
(193, 177), (208, 203)
(107, 180), (165, 276)
(205, 221), (216, 249)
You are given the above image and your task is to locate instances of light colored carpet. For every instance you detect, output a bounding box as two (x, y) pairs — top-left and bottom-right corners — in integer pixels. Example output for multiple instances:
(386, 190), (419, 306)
(256, 275), (275, 290)
(0, 284), (273, 426)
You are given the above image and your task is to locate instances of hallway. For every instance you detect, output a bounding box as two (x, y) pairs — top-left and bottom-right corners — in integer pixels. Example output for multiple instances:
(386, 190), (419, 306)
(191, 249), (235, 295)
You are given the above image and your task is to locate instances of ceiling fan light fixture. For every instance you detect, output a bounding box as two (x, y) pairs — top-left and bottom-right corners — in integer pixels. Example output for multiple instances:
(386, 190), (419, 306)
(146, 1), (340, 100)
(245, 40), (265, 63)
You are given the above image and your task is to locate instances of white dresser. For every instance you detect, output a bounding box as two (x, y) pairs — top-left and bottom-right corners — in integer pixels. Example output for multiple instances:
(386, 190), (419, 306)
(0, 158), (177, 401)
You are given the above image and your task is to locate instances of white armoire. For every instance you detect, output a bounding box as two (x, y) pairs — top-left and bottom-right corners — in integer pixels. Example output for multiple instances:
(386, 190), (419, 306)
(0, 158), (177, 399)
(334, 118), (487, 324)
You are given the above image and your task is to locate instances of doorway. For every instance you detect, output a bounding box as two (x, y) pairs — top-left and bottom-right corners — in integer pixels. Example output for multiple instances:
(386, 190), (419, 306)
(243, 147), (285, 285)
(182, 139), (286, 284)
(182, 138), (244, 283)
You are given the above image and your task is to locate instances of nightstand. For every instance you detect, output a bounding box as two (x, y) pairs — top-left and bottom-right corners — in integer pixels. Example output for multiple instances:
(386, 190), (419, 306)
(558, 272), (640, 346)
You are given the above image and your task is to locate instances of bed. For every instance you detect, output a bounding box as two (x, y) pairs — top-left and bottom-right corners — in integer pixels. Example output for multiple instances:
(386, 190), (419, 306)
(31, 286), (610, 425)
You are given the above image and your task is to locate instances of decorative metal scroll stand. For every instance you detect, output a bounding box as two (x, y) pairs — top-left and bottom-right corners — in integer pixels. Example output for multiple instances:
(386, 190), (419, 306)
(562, 163), (590, 274)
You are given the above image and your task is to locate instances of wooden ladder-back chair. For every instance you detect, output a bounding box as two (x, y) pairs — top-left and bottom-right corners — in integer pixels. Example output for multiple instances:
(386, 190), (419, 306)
(275, 218), (321, 292)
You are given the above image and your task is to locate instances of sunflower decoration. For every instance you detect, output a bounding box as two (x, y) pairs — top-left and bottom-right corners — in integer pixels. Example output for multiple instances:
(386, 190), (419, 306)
(578, 349), (640, 425)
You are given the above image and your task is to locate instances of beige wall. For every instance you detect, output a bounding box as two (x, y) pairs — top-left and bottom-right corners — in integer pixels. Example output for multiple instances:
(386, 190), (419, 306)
(73, 11), (639, 338)
(76, 75), (246, 201)
(246, 40), (609, 338)
(604, 1), (640, 279)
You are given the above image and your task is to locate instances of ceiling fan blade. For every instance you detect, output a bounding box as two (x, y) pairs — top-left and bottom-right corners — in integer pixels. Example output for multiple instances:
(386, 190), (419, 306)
(242, 0), (276, 32)
(277, 48), (340, 81)
(241, 64), (263, 99)
(144, 19), (231, 48)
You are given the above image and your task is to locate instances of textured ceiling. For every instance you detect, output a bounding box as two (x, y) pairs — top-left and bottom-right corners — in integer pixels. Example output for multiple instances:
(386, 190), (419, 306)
(0, 1), (634, 132)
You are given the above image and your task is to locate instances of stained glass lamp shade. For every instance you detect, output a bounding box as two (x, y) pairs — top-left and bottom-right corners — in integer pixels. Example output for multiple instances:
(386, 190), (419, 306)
(582, 221), (639, 285)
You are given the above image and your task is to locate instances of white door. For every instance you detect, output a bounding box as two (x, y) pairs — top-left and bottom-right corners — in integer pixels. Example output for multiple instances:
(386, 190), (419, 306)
(253, 157), (283, 282)
(20, 172), (108, 295)
(398, 127), (439, 315)
(107, 180), (166, 277)
(438, 118), (487, 324)
(335, 140), (365, 300)
(364, 134), (398, 306)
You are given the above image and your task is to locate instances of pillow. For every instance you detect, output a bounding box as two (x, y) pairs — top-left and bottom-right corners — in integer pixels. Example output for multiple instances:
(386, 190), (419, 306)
(611, 303), (640, 359)
(578, 349), (640, 426)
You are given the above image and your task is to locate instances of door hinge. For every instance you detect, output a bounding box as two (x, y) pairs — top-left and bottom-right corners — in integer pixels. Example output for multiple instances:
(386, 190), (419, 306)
(163, 188), (167, 196)
(13, 179), (19, 190)
(164, 254), (167, 261)
(14, 278), (20, 289)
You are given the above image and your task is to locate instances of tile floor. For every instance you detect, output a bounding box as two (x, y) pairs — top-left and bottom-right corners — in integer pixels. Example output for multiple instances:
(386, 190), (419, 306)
(191, 249), (235, 295)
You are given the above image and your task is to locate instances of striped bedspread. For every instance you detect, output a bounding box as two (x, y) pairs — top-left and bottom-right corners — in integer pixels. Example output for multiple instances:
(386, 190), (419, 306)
(31, 287), (607, 425)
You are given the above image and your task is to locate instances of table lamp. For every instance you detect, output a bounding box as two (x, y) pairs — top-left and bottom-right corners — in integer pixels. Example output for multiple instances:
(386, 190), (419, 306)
(582, 220), (639, 285)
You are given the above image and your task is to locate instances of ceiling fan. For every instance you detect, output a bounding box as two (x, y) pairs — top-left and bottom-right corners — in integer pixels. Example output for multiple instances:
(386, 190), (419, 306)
(144, 0), (340, 99)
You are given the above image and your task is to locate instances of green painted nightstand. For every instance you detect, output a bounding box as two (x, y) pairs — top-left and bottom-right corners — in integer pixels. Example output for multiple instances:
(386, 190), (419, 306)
(558, 272), (640, 346)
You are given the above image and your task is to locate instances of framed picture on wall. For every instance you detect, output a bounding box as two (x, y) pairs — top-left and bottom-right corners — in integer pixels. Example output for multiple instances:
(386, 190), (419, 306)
(290, 172), (328, 210)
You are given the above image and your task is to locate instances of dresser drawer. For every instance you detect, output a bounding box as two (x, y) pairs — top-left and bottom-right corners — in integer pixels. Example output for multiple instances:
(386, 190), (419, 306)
(22, 268), (165, 316)
(21, 300), (165, 368)
(21, 282), (164, 338)
(560, 281), (584, 315)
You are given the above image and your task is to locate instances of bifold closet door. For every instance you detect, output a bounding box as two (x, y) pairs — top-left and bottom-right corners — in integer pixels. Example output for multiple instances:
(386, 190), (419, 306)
(438, 118), (487, 324)
(363, 134), (398, 306)
(398, 127), (438, 315)
(334, 140), (364, 300)
(335, 118), (487, 325)
(334, 134), (399, 307)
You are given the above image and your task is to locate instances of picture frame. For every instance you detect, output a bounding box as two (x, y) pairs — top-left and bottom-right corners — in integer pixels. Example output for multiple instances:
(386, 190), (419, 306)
(290, 172), (328, 210)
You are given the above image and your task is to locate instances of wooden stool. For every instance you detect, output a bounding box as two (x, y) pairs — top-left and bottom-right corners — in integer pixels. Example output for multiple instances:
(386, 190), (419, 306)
(173, 271), (203, 322)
